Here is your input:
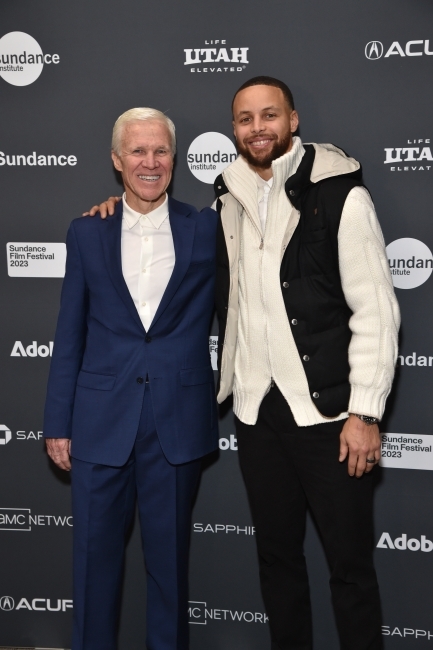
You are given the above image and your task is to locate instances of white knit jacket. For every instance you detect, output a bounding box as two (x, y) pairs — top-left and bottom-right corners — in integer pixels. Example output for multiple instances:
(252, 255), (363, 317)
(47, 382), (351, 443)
(217, 140), (401, 426)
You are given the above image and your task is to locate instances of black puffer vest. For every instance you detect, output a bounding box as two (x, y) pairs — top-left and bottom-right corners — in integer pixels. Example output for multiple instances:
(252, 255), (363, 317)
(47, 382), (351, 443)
(215, 145), (365, 417)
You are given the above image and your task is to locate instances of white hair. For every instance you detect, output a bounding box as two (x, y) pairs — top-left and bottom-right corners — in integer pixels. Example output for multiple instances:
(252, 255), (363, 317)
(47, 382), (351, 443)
(111, 107), (176, 155)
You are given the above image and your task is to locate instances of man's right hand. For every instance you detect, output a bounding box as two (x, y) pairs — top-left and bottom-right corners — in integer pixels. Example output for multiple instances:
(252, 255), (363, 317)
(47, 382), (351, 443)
(82, 196), (121, 218)
(46, 438), (72, 471)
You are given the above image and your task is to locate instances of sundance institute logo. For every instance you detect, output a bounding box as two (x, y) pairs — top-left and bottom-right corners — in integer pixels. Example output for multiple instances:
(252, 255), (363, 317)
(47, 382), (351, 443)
(0, 32), (60, 86)
(386, 238), (433, 289)
(187, 132), (237, 184)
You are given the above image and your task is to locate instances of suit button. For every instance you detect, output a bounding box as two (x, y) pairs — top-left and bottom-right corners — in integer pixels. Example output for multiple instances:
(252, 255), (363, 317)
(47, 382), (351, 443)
(145, 335), (152, 343)
(289, 190), (295, 196)
(282, 281), (289, 288)
(312, 392), (319, 399)
(291, 318), (298, 325)
(136, 377), (144, 384)
(303, 355), (310, 361)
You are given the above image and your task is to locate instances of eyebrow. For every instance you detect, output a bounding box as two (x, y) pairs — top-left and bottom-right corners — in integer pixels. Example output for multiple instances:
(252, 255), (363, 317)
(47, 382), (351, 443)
(236, 105), (280, 117)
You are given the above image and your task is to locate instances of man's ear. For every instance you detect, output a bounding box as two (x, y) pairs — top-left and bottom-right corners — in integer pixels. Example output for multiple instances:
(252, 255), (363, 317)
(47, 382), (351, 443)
(290, 110), (299, 133)
(111, 150), (123, 172)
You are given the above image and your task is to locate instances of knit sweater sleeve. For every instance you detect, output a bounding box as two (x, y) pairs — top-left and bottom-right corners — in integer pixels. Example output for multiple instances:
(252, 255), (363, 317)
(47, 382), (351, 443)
(337, 186), (400, 419)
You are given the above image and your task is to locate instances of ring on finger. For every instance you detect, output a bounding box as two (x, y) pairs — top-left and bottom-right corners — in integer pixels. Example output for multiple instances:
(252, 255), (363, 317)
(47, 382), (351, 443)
(366, 458), (376, 464)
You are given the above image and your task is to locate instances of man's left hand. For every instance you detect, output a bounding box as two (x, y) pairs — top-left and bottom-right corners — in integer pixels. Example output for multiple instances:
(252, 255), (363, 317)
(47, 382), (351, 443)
(339, 415), (381, 477)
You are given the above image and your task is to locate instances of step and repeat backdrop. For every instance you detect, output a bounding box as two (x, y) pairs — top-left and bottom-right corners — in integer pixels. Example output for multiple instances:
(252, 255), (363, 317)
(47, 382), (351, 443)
(0, 0), (432, 648)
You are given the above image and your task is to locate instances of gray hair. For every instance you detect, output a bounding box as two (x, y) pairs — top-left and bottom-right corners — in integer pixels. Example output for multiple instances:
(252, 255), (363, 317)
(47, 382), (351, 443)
(112, 107), (176, 155)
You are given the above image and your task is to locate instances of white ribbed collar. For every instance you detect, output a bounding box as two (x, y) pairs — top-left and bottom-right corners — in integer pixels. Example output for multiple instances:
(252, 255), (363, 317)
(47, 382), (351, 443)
(222, 137), (305, 226)
(122, 193), (169, 230)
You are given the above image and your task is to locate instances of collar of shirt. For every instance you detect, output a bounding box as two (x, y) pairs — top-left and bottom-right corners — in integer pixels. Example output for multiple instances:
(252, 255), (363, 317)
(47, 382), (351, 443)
(256, 173), (274, 204)
(122, 193), (169, 230)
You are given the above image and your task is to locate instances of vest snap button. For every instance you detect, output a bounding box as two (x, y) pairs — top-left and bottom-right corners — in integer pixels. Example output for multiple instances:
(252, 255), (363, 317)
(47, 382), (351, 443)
(291, 318), (298, 325)
(282, 282), (289, 288)
(313, 392), (319, 399)
(303, 355), (310, 361)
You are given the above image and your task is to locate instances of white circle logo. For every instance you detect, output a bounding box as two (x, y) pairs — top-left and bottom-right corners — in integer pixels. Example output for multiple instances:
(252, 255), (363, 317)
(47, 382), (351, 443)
(365, 41), (384, 60)
(187, 132), (237, 184)
(0, 32), (59, 86)
(0, 596), (15, 611)
(386, 238), (433, 289)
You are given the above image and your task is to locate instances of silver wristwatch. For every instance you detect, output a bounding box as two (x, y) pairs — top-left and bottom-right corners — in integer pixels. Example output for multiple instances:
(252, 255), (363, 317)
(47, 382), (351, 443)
(350, 413), (379, 426)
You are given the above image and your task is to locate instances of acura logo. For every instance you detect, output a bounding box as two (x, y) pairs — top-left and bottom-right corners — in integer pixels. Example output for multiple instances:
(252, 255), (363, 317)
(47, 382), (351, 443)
(365, 41), (384, 59)
(0, 596), (15, 611)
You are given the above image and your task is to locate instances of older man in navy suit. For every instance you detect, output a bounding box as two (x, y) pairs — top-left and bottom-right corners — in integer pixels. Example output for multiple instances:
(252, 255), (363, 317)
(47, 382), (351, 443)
(44, 108), (218, 650)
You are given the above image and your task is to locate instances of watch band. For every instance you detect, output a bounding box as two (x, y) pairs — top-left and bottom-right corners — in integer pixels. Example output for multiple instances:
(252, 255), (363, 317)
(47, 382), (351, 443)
(350, 413), (379, 426)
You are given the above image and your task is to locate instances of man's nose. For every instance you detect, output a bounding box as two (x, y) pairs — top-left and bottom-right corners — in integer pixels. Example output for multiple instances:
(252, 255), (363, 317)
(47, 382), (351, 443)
(250, 117), (265, 133)
(140, 153), (159, 169)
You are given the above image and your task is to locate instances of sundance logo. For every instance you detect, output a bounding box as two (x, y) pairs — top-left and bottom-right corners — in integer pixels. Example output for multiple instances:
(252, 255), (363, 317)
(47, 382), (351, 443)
(380, 433), (433, 471)
(188, 600), (268, 625)
(386, 238), (433, 289)
(398, 352), (433, 367)
(0, 508), (73, 531)
(7, 242), (66, 277)
(11, 341), (53, 357)
(188, 132), (237, 184)
(0, 151), (77, 167)
(0, 595), (72, 612)
(185, 39), (249, 73)
(384, 138), (432, 172)
(209, 336), (218, 370)
(366, 39), (433, 60)
(377, 532), (433, 552)
(0, 32), (60, 86)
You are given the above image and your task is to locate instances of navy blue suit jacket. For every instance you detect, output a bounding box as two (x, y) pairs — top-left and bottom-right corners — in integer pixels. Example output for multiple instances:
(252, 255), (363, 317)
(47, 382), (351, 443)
(44, 197), (219, 466)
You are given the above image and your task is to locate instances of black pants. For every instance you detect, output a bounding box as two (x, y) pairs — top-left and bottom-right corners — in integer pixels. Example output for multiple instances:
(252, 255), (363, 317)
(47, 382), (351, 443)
(235, 385), (383, 650)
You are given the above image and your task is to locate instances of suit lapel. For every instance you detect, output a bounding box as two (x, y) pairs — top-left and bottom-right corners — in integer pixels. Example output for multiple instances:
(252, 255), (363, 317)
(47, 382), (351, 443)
(99, 203), (145, 333)
(150, 197), (196, 331)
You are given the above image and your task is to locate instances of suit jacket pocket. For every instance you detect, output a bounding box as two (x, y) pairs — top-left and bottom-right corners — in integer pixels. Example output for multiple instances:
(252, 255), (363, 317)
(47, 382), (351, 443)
(180, 366), (214, 386)
(77, 370), (116, 390)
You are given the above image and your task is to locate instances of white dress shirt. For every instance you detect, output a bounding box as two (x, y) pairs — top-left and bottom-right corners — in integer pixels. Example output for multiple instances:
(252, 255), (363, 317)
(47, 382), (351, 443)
(121, 193), (175, 332)
(256, 173), (274, 233)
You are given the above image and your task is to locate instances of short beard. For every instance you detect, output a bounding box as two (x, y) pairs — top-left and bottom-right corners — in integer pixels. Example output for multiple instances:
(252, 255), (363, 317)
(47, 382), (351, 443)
(237, 130), (293, 169)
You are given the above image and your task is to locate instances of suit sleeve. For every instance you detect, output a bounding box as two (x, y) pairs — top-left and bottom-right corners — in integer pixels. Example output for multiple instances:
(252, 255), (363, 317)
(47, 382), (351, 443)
(44, 220), (88, 439)
(337, 186), (400, 419)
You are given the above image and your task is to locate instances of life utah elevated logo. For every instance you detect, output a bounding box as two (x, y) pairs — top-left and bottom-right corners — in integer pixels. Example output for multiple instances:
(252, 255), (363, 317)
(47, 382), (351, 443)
(184, 39), (249, 73)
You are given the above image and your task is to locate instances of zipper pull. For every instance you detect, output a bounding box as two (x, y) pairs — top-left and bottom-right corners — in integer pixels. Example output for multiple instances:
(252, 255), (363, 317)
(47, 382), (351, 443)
(259, 238), (264, 250)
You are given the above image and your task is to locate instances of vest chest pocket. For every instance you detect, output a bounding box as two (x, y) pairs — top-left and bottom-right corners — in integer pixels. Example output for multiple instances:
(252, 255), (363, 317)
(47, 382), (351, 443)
(300, 226), (328, 243)
(298, 225), (336, 277)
